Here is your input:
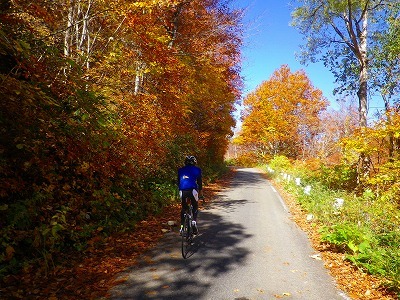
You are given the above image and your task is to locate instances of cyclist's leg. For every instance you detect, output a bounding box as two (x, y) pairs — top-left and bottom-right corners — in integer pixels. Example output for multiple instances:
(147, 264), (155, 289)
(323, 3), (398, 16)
(180, 190), (191, 226)
(190, 189), (199, 234)
(191, 189), (199, 221)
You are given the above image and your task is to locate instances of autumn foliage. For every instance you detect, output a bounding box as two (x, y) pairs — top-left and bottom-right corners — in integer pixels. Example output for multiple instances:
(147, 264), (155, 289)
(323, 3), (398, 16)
(236, 65), (328, 159)
(0, 0), (243, 280)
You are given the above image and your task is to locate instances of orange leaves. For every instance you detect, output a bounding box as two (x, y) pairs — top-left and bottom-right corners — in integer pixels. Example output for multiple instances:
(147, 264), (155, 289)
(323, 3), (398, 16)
(1, 1), (243, 294)
(238, 65), (328, 159)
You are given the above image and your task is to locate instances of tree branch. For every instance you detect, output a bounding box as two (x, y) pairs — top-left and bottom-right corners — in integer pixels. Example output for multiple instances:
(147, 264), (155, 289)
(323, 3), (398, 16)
(329, 19), (356, 53)
(344, 0), (362, 60)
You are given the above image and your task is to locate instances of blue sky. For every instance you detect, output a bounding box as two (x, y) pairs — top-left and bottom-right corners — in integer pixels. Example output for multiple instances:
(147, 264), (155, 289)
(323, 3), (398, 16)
(232, 0), (339, 110)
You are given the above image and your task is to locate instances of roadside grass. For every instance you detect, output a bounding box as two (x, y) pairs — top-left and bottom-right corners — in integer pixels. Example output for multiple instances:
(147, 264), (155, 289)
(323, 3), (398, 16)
(263, 164), (400, 296)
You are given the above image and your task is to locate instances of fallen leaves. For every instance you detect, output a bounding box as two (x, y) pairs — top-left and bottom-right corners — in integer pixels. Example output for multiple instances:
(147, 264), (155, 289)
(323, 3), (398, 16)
(6, 168), (394, 300)
(1, 172), (231, 299)
(0, 204), (181, 299)
(274, 292), (292, 298)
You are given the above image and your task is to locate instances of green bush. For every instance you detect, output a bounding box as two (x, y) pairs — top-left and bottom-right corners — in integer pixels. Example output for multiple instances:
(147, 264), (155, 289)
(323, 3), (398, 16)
(319, 223), (373, 253)
(318, 164), (358, 191)
(268, 155), (292, 172)
(275, 162), (400, 294)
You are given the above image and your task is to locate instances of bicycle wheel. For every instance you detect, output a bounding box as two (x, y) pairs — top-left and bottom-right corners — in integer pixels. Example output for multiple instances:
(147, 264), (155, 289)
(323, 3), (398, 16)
(181, 213), (193, 259)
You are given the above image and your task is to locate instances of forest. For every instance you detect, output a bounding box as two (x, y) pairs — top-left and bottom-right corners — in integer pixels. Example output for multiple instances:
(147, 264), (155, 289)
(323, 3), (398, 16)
(1, 0), (400, 298)
(0, 0), (243, 282)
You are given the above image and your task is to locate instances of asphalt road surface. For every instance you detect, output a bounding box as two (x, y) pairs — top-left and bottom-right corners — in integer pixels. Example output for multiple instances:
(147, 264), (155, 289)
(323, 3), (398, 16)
(109, 168), (349, 300)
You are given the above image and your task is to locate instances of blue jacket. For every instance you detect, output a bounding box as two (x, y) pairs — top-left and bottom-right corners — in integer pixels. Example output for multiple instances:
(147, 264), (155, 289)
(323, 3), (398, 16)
(178, 165), (202, 191)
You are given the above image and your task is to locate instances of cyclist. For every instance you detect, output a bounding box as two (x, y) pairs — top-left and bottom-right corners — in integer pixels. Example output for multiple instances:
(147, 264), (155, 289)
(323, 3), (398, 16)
(178, 155), (203, 235)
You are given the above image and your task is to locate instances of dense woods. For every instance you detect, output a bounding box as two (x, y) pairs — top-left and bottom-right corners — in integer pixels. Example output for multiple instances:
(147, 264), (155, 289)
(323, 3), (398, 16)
(0, 0), (243, 278)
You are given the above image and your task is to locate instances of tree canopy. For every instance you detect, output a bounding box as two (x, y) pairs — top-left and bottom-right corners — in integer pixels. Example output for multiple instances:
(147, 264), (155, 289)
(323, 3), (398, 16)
(236, 65), (328, 160)
(291, 0), (398, 127)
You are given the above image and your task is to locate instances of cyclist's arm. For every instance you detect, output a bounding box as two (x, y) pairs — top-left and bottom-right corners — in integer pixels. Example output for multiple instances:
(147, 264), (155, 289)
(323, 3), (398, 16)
(197, 172), (204, 198)
(197, 173), (202, 190)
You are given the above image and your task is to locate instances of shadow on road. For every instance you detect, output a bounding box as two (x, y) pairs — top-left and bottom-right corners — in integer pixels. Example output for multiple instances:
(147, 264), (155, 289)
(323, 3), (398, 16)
(229, 168), (267, 188)
(110, 194), (252, 300)
(204, 196), (249, 213)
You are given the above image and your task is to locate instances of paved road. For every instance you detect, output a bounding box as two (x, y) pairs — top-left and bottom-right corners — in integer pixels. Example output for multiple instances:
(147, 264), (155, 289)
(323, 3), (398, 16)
(109, 168), (349, 300)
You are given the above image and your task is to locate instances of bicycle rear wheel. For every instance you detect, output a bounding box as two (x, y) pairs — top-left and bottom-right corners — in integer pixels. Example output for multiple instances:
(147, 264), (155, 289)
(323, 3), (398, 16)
(181, 213), (193, 259)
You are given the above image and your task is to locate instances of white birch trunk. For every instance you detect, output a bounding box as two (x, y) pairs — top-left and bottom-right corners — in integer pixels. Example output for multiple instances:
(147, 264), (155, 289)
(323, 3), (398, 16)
(64, 0), (74, 57)
(357, 10), (368, 128)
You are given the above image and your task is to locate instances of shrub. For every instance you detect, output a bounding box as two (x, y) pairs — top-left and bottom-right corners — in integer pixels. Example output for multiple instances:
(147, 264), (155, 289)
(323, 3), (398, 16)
(277, 165), (400, 294)
(268, 155), (292, 172)
(318, 163), (358, 191)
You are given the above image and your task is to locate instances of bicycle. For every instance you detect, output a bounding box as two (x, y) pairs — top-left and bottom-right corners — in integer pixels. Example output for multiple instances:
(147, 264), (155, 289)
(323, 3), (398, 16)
(181, 197), (195, 259)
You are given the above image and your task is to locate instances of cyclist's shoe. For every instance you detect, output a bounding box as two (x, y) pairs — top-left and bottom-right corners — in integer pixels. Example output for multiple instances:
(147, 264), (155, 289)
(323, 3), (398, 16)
(192, 221), (198, 235)
(179, 225), (183, 236)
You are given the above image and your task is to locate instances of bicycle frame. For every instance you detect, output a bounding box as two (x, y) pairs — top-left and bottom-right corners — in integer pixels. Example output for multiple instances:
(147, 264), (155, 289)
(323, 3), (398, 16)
(184, 197), (193, 235)
(181, 197), (194, 258)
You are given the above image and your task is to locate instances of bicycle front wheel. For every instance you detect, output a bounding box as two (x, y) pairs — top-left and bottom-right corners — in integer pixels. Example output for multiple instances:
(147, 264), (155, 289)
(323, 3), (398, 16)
(181, 214), (192, 259)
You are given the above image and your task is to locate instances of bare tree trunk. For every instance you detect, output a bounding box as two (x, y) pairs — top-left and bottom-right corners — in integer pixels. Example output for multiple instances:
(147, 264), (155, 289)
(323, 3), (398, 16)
(64, 0), (74, 57)
(357, 11), (368, 128)
(62, 0), (99, 78)
(356, 8), (371, 183)
(82, 0), (92, 71)
(134, 62), (143, 95)
(75, 1), (81, 51)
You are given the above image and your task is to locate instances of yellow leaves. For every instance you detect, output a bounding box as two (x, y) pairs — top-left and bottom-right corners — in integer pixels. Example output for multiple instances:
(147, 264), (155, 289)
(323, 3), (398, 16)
(340, 125), (394, 161)
(127, 0), (184, 16)
(238, 65), (327, 155)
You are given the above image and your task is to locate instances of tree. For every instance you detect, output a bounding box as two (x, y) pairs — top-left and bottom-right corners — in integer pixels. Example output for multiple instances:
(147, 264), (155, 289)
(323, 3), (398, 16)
(317, 100), (359, 163)
(236, 65), (328, 159)
(371, 7), (400, 161)
(291, 0), (397, 178)
(371, 4), (400, 104)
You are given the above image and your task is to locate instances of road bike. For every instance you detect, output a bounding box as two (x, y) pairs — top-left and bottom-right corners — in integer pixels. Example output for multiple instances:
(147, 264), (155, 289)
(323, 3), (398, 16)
(181, 197), (195, 259)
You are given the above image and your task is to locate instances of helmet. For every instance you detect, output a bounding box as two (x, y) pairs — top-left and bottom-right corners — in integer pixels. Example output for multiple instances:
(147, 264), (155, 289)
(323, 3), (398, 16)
(184, 155), (197, 165)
